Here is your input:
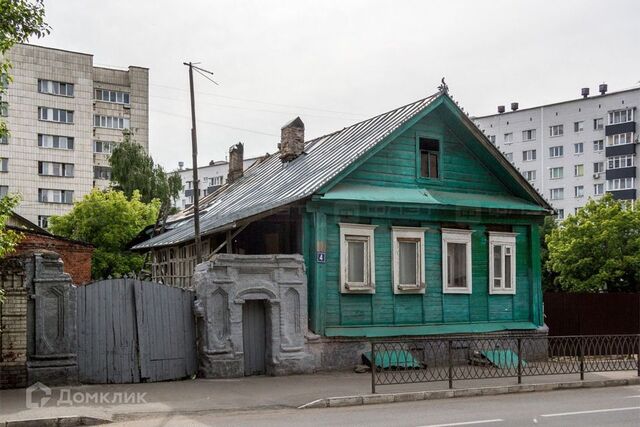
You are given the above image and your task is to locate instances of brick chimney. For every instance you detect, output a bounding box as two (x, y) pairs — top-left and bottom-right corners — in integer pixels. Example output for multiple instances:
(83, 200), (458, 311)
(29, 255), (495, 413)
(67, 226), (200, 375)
(227, 142), (244, 183)
(278, 117), (305, 162)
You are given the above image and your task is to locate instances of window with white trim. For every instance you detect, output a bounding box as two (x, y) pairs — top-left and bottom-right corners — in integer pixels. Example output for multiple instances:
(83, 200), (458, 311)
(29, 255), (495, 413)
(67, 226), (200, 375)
(593, 161), (604, 174)
(488, 135), (496, 144)
(607, 155), (635, 170)
(556, 209), (565, 220)
(94, 140), (116, 154)
(574, 185), (584, 198)
(523, 170), (536, 182)
(38, 79), (74, 97)
(38, 215), (49, 229)
(392, 227), (426, 294)
(608, 109), (634, 125)
(574, 142), (584, 154)
(522, 149), (536, 162)
(38, 161), (74, 177)
(38, 134), (74, 150)
(94, 88), (130, 105)
(607, 178), (635, 191)
(594, 183), (604, 196)
(38, 188), (73, 204)
(573, 121), (584, 132)
(504, 152), (513, 162)
(574, 164), (584, 177)
(93, 114), (130, 130)
(593, 140), (604, 152)
(549, 167), (563, 179)
(607, 132), (634, 146)
(38, 107), (73, 123)
(339, 223), (376, 293)
(549, 146), (563, 158)
(593, 118), (603, 130)
(0, 185), (7, 197)
(442, 228), (472, 294)
(0, 158), (8, 172)
(489, 232), (516, 295)
(522, 129), (536, 141)
(549, 124), (563, 137)
(550, 188), (564, 200)
(503, 132), (513, 144)
(93, 166), (112, 180)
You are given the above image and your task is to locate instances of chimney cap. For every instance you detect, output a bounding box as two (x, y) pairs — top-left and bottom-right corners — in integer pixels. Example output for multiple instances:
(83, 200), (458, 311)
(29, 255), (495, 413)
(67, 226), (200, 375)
(497, 105), (506, 114)
(510, 102), (519, 111)
(581, 87), (590, 98)
(281, 116), (304, 130)
(599, 83), (608, 95)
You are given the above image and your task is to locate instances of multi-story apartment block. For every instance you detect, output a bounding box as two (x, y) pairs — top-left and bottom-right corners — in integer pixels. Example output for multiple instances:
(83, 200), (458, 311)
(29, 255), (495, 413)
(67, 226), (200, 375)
(0, 44), (148, 227)
(473, 84), (638, 219)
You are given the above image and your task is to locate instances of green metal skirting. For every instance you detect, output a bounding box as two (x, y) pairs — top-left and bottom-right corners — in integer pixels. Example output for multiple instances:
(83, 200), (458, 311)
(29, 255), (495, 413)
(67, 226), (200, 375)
(362, 350), (422, 369)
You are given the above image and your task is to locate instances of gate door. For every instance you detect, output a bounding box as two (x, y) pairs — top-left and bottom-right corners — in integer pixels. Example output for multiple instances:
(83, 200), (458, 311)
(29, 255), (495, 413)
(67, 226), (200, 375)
(243, 300), (267, 375)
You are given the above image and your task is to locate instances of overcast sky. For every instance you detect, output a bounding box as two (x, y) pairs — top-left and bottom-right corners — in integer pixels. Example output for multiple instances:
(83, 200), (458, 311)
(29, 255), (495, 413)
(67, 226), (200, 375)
(35, 0), (640, 170)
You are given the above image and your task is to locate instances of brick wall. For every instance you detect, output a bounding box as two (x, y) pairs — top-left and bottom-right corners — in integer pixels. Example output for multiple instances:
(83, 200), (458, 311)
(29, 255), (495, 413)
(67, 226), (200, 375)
(14, 231), (93, 285)
(0, 262), (28, 389)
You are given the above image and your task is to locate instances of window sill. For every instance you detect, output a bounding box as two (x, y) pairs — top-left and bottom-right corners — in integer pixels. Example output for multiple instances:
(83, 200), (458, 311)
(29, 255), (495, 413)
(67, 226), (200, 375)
(489, 289), (516, 295)
(342, 284), (375, 294)
(443, 287), (472, 294)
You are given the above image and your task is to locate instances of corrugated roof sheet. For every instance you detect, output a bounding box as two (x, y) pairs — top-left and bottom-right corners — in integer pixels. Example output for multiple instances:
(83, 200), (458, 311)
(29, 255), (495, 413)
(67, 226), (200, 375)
(133, 92), (441, 249)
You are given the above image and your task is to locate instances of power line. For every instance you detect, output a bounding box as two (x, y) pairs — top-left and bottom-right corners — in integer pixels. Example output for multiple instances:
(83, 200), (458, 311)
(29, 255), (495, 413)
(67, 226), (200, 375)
(149, 82), (368, 117)
(150, 108), (279, 137)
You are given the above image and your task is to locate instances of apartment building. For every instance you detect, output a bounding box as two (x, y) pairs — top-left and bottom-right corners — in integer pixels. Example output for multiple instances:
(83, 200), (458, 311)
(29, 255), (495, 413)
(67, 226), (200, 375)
(174, 155), (261, 210)
(473, 84), (638, 219)
(0, 44), (148, 227)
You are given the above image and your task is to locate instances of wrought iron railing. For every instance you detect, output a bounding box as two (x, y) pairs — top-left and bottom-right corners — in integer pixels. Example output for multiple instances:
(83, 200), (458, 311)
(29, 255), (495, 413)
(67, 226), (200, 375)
(369, 334), (640, 393)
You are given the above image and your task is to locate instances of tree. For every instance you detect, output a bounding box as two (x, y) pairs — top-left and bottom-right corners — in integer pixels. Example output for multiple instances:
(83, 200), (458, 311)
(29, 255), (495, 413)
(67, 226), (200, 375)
(0, 194), (22, 304)
(49, 189), (160, 279)
(546, 194), (640, 292)
(0, 194), (21, 259)
(109, 132), (182, 230)
(1, 0), (50, 140)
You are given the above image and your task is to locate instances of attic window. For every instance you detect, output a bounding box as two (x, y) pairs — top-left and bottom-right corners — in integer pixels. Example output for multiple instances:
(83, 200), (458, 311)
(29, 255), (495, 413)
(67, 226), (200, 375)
(419, 138), (439, 178)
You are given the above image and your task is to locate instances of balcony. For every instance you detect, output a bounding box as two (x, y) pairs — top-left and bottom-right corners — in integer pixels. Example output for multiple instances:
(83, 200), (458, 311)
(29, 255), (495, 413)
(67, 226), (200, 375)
(605, 167), (636, 180)
(606, 143), (636, 157)
(605, 121), (636, 136)
(608, 189), (637, 200)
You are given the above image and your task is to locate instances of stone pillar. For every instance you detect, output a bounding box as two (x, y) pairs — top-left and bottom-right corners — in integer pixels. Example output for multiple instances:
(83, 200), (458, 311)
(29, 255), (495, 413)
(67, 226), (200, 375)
(26, 251), (78, 386)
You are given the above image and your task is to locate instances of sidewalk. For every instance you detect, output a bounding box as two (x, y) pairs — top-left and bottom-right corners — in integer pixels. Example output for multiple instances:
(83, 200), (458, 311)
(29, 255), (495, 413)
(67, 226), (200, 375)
(1, 370), (638, 424)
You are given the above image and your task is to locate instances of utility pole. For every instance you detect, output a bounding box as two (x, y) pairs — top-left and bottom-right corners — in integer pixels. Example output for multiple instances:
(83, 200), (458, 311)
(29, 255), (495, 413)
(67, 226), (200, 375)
(183, 62), (217, 264)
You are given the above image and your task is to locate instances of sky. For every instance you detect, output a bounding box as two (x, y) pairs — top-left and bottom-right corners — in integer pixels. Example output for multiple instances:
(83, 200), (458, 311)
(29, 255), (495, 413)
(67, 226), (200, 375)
(34, 0), (640, 170)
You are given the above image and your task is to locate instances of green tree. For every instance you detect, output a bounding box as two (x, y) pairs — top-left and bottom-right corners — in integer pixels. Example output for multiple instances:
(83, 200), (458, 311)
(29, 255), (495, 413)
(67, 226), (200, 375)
(546, 194), (640, 292)
(0, 194), (22, 304)
(1, 0), (50, 140)
(109, 132), (182, 230)
(49, 189), (160, 279)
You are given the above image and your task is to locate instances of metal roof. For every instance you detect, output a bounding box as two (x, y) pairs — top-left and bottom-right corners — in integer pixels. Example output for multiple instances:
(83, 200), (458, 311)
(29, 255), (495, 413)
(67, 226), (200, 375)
(133, 90), (551, 250)
(133, 92), (441, 249)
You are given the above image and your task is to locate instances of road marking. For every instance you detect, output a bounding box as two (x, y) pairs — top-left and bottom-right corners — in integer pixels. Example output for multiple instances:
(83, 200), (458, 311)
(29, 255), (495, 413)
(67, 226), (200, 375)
(541, 406), (640, 418)
(624, 395), (640, 398)
(417, 419), (504, 427)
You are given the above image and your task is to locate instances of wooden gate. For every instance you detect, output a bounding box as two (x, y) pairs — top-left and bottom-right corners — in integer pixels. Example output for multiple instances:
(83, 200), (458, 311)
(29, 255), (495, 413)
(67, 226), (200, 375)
(77, 279), (197, 383)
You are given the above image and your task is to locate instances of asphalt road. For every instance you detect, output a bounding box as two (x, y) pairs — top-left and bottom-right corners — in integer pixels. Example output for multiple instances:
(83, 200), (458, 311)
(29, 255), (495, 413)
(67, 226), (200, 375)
(113, 385), (640, 427)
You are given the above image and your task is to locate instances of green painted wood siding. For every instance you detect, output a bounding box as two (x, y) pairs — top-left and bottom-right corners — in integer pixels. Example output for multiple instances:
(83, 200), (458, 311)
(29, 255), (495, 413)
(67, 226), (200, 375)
(343, 109), (510, 195)
(320, 216), (534, 329)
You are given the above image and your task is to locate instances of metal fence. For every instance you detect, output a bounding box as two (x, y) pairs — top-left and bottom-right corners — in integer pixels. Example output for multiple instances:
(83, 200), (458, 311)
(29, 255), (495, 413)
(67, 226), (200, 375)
(370, 335), (640, 393)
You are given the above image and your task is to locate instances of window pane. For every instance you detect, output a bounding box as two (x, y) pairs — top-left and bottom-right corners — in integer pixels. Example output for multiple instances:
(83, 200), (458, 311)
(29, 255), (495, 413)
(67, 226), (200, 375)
(428, 152), (438, 178)
(347, 240), (365, 283)
(447, 242), (467, 287)
(493, 245), (502, 283)
(420, 152), (429, 177)
(505, 252), (512, 288)
(399, 241), (418, 285)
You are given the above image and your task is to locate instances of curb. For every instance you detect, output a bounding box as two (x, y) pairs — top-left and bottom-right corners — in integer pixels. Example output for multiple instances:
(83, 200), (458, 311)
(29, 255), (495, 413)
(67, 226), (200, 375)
(297, 377), (640, 409)
(0, 416), (110, 427)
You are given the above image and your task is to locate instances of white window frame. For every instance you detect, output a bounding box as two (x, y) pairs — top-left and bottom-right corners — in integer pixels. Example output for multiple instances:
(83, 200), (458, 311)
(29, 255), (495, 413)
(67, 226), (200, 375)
(391, 227), (427, 294)
(339, 223), (377, 294)
(607, 154), (635, 170)
(524, 170), (536, 182)
(574, 185), (584, 198)
(549, 167), (563, 179)
(593, 140), (604, 152)
(608, 109), (634, 125)
(522, 129), (536, 141)
(550, 188), (564, 200)
(594, 183), (604, 196)
(522, 150), (536, 162)
(607, 132), (634, 146)
(573, 121), (584, 132)
(607, 178), (635, 191)
(488, 232), (516, 295)
(503, 132), (513, 144)
(442, 228), (473, 294)
(574, 164), (584, 177)
(549, 124), (563, 137)
(593, 118), (603, 130)
(549, 146), (563, 158)
(574, 142), (584, 154)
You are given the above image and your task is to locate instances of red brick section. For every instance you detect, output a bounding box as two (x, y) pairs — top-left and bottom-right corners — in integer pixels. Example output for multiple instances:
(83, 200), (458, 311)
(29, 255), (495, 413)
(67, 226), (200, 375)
(13, 231), (94, 285)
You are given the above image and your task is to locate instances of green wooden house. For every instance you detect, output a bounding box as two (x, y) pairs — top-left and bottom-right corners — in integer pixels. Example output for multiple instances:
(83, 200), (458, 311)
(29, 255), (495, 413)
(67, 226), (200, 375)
(134, 86), (552, 342)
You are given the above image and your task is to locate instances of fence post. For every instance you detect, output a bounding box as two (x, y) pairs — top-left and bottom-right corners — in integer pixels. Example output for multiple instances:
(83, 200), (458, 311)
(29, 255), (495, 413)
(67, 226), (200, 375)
(448, 339), (453, 389)
(579, 336), (585, 381)
(371, 341), (376, 394)
(517, 337), (522, 384)
(637, 334), (640, 377)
